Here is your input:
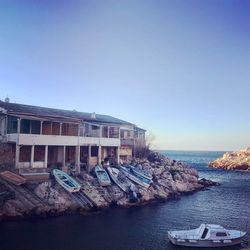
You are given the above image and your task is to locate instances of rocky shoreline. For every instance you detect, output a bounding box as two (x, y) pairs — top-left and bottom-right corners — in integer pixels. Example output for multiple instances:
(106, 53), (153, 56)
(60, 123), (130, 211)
(0, 152), (217, 221)
(209, 147), (250, 171)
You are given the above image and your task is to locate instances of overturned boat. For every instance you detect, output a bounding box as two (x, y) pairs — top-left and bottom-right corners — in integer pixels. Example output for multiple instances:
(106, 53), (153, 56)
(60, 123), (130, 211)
(53, 169), (81, 193)
(107, 167), (133, 193)
(120, 166), (152, 189)
(168, 224), (246, 248)
(0, 171), (26, 186)
(95, 165), (111, 186)
(130, 165), (153, 180)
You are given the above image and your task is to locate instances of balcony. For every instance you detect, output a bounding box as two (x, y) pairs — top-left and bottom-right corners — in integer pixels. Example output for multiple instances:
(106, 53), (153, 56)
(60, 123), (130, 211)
(5, 133), (120, 147)
(121, 138), (134, 146)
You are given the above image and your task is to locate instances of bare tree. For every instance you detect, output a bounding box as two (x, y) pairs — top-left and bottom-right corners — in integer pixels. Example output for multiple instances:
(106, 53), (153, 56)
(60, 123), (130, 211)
(134, 132), (156, 159)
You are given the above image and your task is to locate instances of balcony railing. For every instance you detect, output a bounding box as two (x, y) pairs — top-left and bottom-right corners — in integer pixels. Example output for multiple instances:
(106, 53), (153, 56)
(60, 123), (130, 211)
(121, 138), (134, 146)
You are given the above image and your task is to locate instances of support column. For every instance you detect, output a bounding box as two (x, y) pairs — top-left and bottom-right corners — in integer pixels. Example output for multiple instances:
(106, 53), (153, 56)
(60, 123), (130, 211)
(99, 126), (102, 138)
(17, 118), (21, 134)
(59, 123), (62, 136)
(15, 144), (20, 169)
(31, 145), (34, 168)
(50, 122), (53, 135)
(40, 121), (43, 135)
(98, 145), (101, 165)
(4, 115), (7, 135)
(62, 146), (66, 168)
(75, 145), (80, 174)
(29, 120), (32, 134)
(108, 126), (110, 138)
(44, 145), (48, 168)
(87, 145), (91, 172)
(16, 118), (21, 170)
(117, 146), (120, 165)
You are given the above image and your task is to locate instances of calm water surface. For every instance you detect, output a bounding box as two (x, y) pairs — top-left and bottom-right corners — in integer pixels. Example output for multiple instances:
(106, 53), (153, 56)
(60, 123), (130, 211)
(0, 151), (249, 250)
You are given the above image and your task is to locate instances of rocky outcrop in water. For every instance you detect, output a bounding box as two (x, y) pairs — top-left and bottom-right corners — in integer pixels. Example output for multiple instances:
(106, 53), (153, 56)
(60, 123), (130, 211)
(209, 147), (250, 171)
(0, 152), (217, 220)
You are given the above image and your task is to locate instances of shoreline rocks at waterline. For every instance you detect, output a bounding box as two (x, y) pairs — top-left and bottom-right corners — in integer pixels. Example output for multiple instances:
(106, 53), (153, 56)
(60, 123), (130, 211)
(209, 147), (250, 171)
(0, 152), (217, 220)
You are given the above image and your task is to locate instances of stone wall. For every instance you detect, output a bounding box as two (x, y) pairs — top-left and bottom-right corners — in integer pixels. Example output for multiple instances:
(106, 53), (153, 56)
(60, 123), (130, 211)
(0, 143), (15, 167)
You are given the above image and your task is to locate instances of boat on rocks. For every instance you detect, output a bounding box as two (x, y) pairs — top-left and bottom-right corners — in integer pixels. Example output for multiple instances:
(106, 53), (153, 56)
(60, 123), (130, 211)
(168, 224), (247, 248)
(107, 167), (134, 193)
(95, 165), (111, 186)
(0, 171), (26, 186)
(120, 166), (152, 189)
(53, 169), (81, 193)
(130, 164), (153, 180)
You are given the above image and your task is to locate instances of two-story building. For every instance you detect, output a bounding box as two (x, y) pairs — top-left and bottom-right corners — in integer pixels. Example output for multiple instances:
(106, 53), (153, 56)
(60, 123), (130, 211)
(0, 101), (146, 173)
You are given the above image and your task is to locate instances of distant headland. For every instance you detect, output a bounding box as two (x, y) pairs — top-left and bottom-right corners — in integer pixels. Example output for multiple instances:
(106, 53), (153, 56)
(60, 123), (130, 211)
(209, 147), (250, 171)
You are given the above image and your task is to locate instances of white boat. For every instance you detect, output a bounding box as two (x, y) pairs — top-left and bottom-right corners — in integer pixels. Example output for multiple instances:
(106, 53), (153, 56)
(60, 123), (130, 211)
(107, 167), (133, 193)
(120, 166), (152, 189)
(53, 169), (81, 193)
(95, 165), (111, 186)
(168, 224), (246, 248)
(130, 165), (153, 180)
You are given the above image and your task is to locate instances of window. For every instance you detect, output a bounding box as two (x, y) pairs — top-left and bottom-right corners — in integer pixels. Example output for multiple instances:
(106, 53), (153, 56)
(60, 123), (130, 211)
(52, 122), (60, 135)
(102, 126), (108, 137)
(7, 116), (17, 133)
(91, 146), (98, 157)
(216, 232), (227, 237)
(120, 130), (125, 138)
(31, 120), (41, 134)
(42, 121), (52, 135)
(20, 119), (30, 134)
(109, 127), (119, 138)
(92, 125), (99, 130)
(201, 228), (208, 239)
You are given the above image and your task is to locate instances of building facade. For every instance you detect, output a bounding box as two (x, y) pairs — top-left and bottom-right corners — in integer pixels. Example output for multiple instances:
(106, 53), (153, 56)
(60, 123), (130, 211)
(0, 101), (146, 173)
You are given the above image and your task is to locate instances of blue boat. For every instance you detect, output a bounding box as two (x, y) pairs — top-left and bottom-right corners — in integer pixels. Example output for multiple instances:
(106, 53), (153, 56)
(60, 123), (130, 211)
(130, 165), (153, 181)
(53, 169), (81, 193)
(95, 165), (111, 186)
(120, 166), (152, 189)
(107, 167), (133, 193)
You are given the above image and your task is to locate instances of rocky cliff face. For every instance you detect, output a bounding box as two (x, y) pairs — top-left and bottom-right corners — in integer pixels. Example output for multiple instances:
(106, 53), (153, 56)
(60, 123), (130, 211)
(0, 152), (217, 220)
(209, 147), (250, 171)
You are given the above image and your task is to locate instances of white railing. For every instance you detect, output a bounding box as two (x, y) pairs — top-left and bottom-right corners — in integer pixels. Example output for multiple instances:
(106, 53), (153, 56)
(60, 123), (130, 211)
(6, 133), (120, 147)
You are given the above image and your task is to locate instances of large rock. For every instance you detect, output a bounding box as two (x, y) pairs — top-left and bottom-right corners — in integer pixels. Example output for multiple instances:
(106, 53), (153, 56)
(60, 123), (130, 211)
(209, 147), (250, 171)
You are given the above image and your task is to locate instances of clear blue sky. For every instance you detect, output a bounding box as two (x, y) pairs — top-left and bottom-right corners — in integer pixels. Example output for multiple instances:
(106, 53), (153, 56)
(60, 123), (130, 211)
(1, 0), (250, 151)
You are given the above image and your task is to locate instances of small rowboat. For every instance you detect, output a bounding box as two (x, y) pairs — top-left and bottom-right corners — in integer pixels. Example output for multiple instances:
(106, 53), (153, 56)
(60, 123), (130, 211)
(120, 166), (152, 189)
(168, 224), (246, 248)
(107, 167), (133, 193)
(53, 169), (81, 193)
(95, 165), (111, 186)
(130, 165), (153, 180)
(0, 171), (26, 185)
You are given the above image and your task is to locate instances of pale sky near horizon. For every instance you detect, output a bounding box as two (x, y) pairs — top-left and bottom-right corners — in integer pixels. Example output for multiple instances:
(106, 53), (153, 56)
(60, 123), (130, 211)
(0, 0), (250, 151)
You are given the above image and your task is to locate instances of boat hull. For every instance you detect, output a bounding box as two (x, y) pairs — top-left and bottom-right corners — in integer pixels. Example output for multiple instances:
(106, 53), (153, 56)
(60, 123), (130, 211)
(121, 167), (150, 188)
(168, 233), (244, 248)
(107, 167), (131, 193)
(53, 169), (81, 193)
(130, 166), (153, 180)
(95, 166), (111, 186)
(0, 171), (26, 185)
